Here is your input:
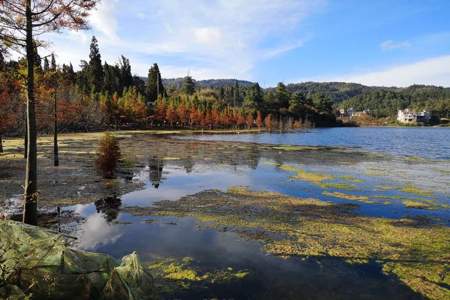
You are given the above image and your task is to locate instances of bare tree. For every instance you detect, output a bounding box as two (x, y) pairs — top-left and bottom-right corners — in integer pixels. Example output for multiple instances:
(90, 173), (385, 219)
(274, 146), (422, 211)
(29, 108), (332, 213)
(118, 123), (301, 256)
(0, 0), (98, 225)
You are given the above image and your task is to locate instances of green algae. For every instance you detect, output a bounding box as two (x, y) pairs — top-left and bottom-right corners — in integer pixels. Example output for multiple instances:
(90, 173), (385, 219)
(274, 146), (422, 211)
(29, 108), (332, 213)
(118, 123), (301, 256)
(319, 182), (357, 190)
(322, 191), (374, 203)
(402, 200), (434, 209)
(338, 175), (364, 183)
(277, 164), (334, 184)
(148, 257), (249, 293)
(130, 187), (450, 300)
(401, 184), (434, 197)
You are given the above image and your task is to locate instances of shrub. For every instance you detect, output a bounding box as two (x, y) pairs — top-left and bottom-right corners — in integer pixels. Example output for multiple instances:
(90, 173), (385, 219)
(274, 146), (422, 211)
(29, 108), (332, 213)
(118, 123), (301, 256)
(96, 133), (121, 178)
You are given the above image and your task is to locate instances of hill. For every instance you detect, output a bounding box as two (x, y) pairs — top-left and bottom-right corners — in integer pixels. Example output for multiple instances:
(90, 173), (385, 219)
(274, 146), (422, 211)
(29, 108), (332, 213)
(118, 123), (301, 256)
(162, 78), (255, 90)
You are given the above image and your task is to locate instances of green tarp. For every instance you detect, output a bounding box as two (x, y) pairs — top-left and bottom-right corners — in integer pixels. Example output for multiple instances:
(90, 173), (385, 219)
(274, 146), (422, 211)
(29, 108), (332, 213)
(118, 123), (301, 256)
(0, 220), (156, 299)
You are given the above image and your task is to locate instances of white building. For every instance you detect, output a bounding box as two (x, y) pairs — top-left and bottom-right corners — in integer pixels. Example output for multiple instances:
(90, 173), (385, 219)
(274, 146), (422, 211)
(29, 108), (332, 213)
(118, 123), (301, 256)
(397, 109), (431, 124)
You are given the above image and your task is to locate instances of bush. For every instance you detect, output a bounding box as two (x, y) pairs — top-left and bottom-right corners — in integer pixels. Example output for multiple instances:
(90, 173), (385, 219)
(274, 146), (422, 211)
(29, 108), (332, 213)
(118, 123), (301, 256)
(96, 133), (121, 178)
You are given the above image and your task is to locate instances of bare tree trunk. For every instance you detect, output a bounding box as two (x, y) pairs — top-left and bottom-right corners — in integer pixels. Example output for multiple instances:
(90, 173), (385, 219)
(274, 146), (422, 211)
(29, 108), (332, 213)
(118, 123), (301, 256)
(23, 0), (38, 225)
(24, 109), (28, 159)
(0, 135), (3, 153)
(53, 91), (59, 167)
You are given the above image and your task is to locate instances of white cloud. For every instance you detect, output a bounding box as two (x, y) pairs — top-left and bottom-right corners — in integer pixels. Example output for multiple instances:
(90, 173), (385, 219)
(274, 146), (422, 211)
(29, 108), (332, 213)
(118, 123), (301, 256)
(41, 0), (324, 79)
(329, 55), (450, 87)
(193, 27), (223, 46)
(88, 0), (120, 43)
(262, 39), (308, 59)
(380, 39), (411, 51)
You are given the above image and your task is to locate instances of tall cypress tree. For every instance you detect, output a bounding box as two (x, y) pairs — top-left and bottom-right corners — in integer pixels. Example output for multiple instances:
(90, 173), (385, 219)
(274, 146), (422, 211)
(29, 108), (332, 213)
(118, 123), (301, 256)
(233, 80), (240, 106)
(119, 55), (133, 90)
(43, 57), (49, 72)
(0, 51), (5, 71)
(146, 63), (165, 104)
(88, 36), (104, 93)
(50, 53), (56, 71)
(182, 76), (195, 95)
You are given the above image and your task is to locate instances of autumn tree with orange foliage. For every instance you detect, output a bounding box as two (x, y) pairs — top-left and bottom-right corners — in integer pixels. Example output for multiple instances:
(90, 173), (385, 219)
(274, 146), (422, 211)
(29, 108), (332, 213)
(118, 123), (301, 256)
(256, 111), (263, 130)
(0, 70), (20, 152)
(264, 114), (273, 132)
(246, 113), (254, 129)
(0, 0), (99, 224)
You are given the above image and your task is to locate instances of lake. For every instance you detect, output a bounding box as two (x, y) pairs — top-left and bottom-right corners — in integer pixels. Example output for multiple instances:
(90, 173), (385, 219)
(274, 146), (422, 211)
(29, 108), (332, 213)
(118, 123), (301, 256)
(52, 128), (449, 299)
(180, 127), (450, 160)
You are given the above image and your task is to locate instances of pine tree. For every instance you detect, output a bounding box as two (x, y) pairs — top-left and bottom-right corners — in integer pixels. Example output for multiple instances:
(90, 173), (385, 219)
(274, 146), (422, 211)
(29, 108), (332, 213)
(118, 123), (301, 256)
(43, 57), (49, 72)
(119, 55), (133, 90)
(51, 54), (56, 71)
(146, 63), (165, 104)
(0, 51), (4, 71)
(182, 76), (195, 95)
(276, 82), (290, 109)
(88, 36), (104, 93)
(233, 80), (240, 106)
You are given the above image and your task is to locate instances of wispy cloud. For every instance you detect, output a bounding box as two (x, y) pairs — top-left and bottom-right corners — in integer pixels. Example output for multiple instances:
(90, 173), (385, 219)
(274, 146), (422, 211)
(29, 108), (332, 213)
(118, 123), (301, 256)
(88, 0), (120, 43)
(380, 40), (411, 51)
(327, 55), (450, 87)
(41, 0), (325, 79)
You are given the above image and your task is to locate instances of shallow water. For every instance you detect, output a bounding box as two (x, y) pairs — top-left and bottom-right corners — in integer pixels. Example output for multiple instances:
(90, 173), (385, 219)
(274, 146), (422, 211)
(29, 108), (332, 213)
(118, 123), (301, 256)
(179, 127), (450, 160)
(33, 129), (446, 299)
(60, 145), (448, 298)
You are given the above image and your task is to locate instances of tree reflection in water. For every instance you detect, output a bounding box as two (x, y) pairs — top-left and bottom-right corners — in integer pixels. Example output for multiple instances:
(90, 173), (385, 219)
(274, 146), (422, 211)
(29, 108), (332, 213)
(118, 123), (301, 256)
(94, 196), (122, 222)
(149, 156), (164, 189)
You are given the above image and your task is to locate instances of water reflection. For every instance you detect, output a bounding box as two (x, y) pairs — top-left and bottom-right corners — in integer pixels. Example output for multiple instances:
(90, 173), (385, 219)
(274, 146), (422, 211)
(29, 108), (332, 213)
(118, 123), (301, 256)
(180, 128), (450, 160)
(73, 204), (123, 249)
(149, 156), (165, 189)
(94, 196), (122, 222)
(75, 212), (422, 300)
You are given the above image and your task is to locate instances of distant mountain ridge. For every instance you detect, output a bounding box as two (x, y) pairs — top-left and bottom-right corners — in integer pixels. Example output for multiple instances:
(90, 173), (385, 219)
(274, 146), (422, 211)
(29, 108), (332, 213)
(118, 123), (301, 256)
(142, 77), (449, 116)
(157, 78), (449, 102)
(161, 78), (255, 90)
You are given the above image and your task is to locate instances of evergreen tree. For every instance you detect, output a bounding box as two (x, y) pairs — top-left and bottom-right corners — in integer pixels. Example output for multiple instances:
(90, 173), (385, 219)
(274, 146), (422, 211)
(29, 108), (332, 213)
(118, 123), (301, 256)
(233, 80), (240, 106)
(88, 36), (104, 92)
(276, 82), (290, 108)
(219, 87), (225, 101)
(119, 55), (133, 89)
(133, 76), (146, 96)
(289, 92), (306, 116)
(182, 76), (195, 95)
(51, 54), (56, 71)
(103, 62), (121, 94)
(146, 63), (165, 103)
(253, 83), (263, 107)
(43, 57), (49, 72)
(0, 51), (4, 71)
(62, 63), (76, 83)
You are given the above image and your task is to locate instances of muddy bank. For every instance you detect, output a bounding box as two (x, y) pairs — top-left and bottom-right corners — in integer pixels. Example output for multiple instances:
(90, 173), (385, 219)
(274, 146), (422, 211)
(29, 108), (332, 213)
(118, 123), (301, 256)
(0, 131), (377, 210)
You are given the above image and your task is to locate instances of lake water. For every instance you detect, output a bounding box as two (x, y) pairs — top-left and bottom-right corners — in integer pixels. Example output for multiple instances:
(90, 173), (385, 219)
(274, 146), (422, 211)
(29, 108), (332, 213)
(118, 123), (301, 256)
(60, 128), (449, 299)
(180, 127), (450, 160)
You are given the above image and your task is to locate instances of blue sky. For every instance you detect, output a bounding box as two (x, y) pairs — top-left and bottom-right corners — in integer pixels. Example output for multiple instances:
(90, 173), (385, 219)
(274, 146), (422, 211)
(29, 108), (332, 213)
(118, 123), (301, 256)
(42, 0), (450, 87)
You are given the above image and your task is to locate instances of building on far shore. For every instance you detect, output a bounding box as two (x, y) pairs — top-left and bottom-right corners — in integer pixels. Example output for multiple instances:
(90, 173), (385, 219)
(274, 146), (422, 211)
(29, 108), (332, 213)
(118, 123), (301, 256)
(397, 109), (431, 124)
(337, 107), (370, 119)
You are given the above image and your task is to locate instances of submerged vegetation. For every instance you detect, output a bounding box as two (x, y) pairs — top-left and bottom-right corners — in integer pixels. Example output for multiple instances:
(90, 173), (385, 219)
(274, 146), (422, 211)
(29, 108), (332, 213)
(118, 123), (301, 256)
(149, 257), (249, 295)
(0, 131), (448, 299)
(124, 186), (449, 300)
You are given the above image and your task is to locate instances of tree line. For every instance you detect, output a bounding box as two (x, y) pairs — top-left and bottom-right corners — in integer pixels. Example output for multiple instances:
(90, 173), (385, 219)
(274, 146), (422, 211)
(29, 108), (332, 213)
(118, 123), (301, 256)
(0, 1), (334, 226)
(1, 36), (338, 139)
(339, 86), (450, 118)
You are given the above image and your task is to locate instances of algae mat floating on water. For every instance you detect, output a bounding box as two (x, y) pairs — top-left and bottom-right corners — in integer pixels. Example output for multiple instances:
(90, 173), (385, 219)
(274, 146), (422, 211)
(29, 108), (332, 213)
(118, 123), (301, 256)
(126, 186), (450, 300)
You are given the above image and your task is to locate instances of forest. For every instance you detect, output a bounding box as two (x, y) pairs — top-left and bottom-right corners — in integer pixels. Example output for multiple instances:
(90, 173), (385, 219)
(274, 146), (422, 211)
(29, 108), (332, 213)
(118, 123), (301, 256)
(0, 36), (338, 144)
(2, 36), (450, 150)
